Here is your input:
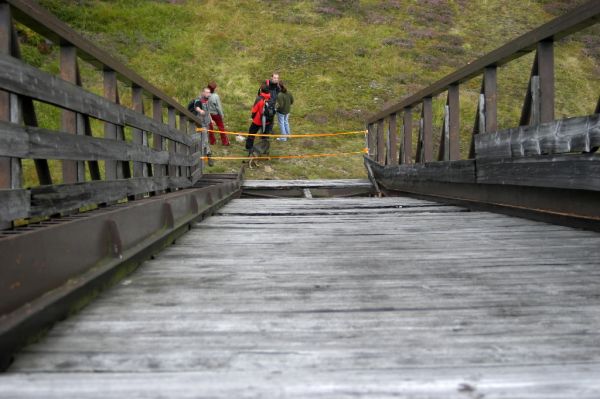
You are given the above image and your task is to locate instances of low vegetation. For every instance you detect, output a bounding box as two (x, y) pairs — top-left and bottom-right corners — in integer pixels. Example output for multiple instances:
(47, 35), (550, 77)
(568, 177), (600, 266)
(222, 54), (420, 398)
(15, 0), (600, 184)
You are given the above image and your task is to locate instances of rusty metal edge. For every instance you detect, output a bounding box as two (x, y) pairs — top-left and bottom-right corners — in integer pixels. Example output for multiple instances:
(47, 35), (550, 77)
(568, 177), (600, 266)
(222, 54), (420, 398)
(0, 178), (242, 371)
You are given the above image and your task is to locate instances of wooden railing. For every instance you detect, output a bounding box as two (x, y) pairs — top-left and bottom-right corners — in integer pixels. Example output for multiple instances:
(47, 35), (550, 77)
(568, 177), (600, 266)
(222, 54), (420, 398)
(366, 0), (600, 167)
(0, 0), (206, 229)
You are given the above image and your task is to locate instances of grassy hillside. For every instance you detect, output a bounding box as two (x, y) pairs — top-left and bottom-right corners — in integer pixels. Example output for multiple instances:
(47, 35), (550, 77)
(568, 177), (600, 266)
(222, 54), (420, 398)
(18, 0), (600, 183)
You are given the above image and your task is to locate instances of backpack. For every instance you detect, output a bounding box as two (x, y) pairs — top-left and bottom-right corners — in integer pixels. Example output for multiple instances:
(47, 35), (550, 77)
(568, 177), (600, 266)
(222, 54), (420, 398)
(262, 97), (276, 122)
(187, 98), (199, 115)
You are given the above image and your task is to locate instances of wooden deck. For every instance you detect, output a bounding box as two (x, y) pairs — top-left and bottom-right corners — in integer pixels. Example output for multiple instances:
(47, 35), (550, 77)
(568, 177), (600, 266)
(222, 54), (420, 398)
(242, 179), (374, 197)
(2, 196), (600, 398)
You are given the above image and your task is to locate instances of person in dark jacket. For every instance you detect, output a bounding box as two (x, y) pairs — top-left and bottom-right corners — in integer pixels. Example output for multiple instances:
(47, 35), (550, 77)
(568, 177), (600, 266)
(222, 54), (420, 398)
(257, 72), (281, 103)
(275, 82), (293, 142)
(245, 84), (273, 152)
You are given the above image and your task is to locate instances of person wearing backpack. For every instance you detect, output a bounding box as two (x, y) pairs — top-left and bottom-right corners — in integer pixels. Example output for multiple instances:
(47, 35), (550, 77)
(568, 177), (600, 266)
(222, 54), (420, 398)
(207, 81), (230, 146)
(257, 72), (281, 103)
(245, 84), (274, 153)
(187, 88), (214, 166)
(275, 82), (293, 142)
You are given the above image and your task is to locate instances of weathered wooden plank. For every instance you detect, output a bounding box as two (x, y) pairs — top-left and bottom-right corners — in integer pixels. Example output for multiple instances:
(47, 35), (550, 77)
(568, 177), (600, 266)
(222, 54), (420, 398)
(242, 180), (373, 189)
(475, 114), (600, 158)
(4, 196), (600, 398)
(0, 54), (192, 146)
(0, 188), (29, 223)
(476, 153), (600, 191)
(374, 160), (475, 184)
(0, 120), (195, 167)
(30, 177), (191, 217)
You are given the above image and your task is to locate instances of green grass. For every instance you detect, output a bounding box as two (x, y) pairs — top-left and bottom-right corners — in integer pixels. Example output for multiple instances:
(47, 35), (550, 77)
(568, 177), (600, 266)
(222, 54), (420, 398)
(16, 0), (600, 184)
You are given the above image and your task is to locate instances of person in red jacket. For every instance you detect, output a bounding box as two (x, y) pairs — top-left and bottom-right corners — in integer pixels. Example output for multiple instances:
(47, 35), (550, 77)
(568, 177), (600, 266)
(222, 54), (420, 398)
(245, 84), (274, 152)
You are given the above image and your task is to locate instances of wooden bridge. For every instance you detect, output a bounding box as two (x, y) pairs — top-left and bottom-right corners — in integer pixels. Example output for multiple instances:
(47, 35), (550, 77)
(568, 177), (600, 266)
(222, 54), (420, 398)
(1, 1), (599, 397)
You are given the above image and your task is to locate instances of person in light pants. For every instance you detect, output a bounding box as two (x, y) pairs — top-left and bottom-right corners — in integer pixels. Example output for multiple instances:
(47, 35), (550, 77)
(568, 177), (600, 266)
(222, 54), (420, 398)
(276, 82), (293, 141)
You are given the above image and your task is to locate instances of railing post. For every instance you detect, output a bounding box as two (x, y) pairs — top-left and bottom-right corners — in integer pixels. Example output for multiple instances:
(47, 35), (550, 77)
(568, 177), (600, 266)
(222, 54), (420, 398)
(388, 113), (398, 166)
(422, 97), (433, 162)
(376, 119), (385, 164)
(367, 123), (375, 160)
(484, 66), (498, 133)
(60, 45), (85, 184)
(103, 69), (119, 181)
(178, 113), (188, 178)
(190, 120), (201, 179)
(402, 107), (412, 164)
(0, 3), (11, 193)
(448, 84), (460, 161)
(537, 40), (554, 123)
(167, 106), (177, 181)
(131, 85), (145, 179)
(152, 97), (165, 184)
(0, 4), (22, 195)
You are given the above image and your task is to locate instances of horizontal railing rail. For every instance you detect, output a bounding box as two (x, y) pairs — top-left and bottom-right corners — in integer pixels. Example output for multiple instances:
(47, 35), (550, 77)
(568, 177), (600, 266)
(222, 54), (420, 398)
(0, 0), (208, 229)
(366, 0), (600, 166)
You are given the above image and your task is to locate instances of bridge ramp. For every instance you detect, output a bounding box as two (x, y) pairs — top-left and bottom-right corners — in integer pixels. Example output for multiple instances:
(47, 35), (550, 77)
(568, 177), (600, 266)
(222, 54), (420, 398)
(2, 197), (600, 398)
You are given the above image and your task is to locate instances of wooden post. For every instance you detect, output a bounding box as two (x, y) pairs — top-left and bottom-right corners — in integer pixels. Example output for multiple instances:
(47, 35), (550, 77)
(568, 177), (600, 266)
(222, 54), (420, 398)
(537, 40), (554, 124)
(439, 105), (449, 161)
(0, 3), (15, 193)
(132, 85), (145, 179)
(484, 66), (497, 133)
(448, 84), (460, 161)
(189, 120), (201, 178)
(178, 114), (188, 178)
(422, 97), (433, 162)
(531, 75), (541, 125)
(376, 119), (385, 164)
(402, 107), (412, 164)
(103, 69), (118, 181)
(152, 97), (165, 182)
(60, 45), (84, 184)
(388, 113), (398, 166)
(367, 123), (375, 160)
(167, 106), (177, 181)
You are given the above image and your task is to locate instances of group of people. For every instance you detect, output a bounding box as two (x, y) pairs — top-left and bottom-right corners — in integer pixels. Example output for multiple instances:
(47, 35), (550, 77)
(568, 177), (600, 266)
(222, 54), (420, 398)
(190, 73), (294, 157)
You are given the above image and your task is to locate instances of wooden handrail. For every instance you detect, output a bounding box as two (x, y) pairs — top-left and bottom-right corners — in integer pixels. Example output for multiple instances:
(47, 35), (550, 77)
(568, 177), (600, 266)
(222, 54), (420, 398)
(5, 0), (201, 124)
(367, 0), (600, 123)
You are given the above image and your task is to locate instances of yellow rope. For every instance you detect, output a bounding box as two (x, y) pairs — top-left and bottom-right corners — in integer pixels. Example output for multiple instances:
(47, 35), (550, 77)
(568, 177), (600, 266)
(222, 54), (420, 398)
(199, 128), (367, 138)
(202, 149), (368, 161)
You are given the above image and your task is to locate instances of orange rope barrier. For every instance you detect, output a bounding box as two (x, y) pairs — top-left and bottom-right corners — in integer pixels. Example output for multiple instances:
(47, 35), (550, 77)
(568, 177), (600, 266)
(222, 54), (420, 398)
(198, 128), (367, 138)
(202, 149), (368, 161)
